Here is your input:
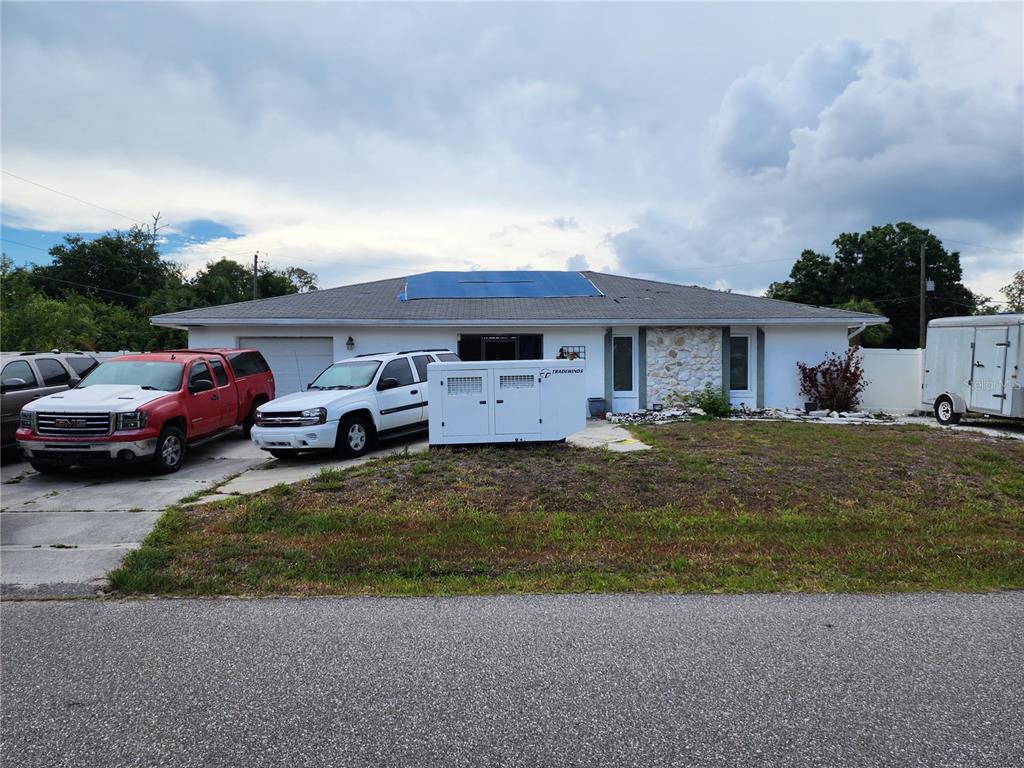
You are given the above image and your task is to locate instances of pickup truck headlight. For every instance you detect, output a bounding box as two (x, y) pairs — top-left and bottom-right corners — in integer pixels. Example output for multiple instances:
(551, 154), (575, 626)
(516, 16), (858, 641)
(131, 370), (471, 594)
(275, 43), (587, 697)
(116, 411), (149, 431)
(19, 411), (35, 429)
(301, 407), (327, 424)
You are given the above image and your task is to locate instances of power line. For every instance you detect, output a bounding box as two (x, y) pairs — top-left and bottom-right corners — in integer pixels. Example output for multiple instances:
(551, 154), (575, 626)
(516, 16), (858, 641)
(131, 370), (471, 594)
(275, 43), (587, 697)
(1, 170), (146, 226)
(24, 269), (149, 301)
(942, 238), (1024, 256)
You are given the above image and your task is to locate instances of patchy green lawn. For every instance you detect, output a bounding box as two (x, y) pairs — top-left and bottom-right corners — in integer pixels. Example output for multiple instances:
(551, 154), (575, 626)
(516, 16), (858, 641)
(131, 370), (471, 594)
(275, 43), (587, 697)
(110, 421), (1024, 596)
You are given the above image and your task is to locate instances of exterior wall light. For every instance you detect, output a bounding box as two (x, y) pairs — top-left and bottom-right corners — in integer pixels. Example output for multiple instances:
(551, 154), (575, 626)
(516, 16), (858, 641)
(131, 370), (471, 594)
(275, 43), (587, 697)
(346, 336), (355, 351)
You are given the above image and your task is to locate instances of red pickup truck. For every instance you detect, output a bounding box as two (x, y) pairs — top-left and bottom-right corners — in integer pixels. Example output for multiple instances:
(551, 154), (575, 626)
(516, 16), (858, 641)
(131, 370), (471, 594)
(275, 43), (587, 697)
(16, 349), (275, 474)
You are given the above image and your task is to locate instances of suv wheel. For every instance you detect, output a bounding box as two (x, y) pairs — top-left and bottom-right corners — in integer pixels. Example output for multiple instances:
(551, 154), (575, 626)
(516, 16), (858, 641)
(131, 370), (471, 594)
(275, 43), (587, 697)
(151, 426), (187, 474)
(336, 414), (372, 459)
(934, 396), (962, 426)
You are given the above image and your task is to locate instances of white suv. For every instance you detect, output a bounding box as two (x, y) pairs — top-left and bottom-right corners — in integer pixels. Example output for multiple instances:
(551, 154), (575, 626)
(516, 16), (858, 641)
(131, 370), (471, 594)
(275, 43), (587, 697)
(250, 349), (459, 459)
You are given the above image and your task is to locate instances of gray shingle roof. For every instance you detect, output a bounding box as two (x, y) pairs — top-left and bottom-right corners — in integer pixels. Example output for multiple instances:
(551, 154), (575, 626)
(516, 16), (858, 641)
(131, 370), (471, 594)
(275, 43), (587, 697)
(151, 271), (885, 326)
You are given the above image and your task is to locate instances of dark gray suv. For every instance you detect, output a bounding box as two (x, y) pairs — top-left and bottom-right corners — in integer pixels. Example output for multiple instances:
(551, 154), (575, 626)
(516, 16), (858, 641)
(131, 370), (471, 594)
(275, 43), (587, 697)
(1, 352), (99, 448)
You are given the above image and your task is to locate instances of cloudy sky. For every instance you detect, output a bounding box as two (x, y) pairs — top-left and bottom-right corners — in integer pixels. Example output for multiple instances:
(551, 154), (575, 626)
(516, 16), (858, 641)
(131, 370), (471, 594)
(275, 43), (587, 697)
(2, 1), (1022, 301)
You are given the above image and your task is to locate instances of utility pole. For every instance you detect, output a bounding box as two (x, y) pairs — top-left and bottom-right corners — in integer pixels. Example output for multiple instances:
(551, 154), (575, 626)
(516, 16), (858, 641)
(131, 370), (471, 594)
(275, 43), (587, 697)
(252, 252), (259, 301)
(918, 242), (926, 349)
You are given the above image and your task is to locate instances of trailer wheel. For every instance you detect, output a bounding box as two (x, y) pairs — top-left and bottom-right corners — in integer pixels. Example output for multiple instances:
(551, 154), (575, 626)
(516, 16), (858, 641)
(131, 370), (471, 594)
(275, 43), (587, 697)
(934, 396), (962, 426)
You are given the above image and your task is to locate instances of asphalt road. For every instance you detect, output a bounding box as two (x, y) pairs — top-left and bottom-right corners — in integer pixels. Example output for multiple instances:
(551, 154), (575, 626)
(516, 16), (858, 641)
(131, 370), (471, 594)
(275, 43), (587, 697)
(2, 593), (1021, 768)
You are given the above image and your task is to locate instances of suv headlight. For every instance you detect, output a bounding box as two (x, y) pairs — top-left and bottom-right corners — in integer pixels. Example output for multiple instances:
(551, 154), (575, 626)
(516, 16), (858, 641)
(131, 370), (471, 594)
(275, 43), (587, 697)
(116, 411), (149, 431)
(19, 411), (35, 429)
(301, 407), (327, 424)
(255, 409), (265, 426)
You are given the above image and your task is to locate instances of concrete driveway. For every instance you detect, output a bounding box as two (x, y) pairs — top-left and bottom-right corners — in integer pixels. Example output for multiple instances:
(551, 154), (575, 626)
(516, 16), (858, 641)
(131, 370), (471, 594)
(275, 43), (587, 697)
(0, 432), (270, 597)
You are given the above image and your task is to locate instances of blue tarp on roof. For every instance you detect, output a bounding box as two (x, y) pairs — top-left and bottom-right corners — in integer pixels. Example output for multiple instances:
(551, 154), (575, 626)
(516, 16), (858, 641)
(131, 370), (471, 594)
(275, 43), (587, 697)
(401, 271), (603, 301)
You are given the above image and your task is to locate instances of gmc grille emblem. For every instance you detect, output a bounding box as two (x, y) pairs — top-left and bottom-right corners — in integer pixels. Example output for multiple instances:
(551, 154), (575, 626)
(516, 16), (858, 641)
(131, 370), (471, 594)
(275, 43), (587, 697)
(55, 418), (87, 429)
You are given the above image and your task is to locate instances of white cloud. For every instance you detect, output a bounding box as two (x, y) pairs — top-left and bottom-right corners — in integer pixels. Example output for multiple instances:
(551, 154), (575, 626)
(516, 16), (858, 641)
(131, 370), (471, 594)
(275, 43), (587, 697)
(1, 2), (1020, 299)
(612, 4), (1024, 298)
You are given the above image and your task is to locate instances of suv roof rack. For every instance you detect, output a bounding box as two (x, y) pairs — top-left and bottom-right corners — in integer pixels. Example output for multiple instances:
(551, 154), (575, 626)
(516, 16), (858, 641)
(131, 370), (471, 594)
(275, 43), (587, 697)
(397, 348), (450, 355)
(354, 352), (389, 358)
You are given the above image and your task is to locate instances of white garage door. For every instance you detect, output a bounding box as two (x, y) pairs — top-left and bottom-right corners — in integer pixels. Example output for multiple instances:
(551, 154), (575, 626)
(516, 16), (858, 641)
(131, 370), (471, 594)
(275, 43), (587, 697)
(238, 337), (334, 395)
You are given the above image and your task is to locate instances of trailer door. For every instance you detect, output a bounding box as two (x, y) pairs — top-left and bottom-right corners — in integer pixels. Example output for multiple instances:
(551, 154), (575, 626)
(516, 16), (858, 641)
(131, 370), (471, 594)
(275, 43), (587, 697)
(970, 327), (1010, 415)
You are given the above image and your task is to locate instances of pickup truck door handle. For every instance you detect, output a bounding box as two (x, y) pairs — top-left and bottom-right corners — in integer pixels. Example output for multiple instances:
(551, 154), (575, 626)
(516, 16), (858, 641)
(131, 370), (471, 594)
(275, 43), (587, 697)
(211, 394), (220, 400)
(410, 390), (418, 395)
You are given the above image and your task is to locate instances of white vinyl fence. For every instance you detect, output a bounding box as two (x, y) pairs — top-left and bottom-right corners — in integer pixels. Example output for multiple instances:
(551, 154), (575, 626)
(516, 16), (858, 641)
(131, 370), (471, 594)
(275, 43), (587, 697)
(858, 348), (923, 413)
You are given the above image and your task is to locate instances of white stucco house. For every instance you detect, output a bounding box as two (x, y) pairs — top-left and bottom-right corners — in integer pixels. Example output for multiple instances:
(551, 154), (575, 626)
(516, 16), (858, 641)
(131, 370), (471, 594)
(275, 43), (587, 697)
(150, 270), (886, 412)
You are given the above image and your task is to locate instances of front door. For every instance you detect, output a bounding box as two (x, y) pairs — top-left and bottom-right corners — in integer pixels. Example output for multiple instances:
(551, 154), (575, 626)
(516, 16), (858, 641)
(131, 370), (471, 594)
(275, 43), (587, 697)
(441, 369), (490, 436)
(375, 358), (423, 431)
(970, 327), (1010, 414)
(186, 361), (223, 438)
(611, 334), (638, 413)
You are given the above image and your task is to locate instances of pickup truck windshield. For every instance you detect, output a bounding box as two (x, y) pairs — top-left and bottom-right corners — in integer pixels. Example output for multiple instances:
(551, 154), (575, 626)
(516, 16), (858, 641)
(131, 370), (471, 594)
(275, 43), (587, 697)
(78, 361), (185, 391)
(309, 360), (381, 390)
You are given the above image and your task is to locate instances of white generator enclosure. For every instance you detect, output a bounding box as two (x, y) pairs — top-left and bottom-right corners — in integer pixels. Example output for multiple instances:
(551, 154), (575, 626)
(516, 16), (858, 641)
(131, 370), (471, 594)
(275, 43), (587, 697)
(428, 360), (587, 445)
(922, 314), (1024, 420)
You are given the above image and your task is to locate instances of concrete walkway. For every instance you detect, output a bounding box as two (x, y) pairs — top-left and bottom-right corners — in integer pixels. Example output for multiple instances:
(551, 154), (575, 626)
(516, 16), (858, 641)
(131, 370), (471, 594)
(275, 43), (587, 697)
(566, 419), (652, 452)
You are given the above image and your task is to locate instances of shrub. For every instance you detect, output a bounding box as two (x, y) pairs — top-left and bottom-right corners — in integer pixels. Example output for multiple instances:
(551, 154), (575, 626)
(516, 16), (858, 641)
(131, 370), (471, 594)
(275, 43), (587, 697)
(797, 347), (868, 412)
(683, 383), (733, 418)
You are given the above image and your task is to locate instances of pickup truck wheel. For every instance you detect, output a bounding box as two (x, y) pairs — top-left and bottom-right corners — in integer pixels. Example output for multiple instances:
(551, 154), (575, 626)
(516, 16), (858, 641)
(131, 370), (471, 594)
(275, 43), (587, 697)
(336, 415), (372, 459)
(150, 426), (187, 475)
(934, 396), (962, 426)
(29, 461), (70, 475)
(241, 400), (264, 438)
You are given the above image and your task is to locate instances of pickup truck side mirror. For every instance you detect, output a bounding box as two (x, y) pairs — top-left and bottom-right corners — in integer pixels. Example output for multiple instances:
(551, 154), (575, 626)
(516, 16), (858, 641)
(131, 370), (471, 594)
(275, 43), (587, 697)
(189, 378), (215, 394)
(1, 377), (28, 393)
(377, 377), (400, 391)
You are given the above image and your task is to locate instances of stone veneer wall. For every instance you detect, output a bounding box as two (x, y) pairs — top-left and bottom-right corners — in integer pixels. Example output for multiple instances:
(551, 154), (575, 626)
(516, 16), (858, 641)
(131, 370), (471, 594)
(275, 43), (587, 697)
(646, 326), (723, 406)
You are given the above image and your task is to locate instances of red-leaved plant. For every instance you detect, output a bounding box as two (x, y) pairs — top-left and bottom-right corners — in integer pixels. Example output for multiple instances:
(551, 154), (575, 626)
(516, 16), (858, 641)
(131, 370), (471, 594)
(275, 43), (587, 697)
(797, 347), (868, 412)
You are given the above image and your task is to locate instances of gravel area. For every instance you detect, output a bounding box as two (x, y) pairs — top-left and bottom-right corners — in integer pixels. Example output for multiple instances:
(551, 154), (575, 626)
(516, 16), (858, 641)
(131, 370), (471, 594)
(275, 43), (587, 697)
(3, 592), (1022, 767)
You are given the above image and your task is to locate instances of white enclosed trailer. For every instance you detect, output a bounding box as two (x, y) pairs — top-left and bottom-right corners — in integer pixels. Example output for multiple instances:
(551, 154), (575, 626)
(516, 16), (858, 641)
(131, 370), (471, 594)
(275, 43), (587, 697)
(922, 314), (1024, 424)
(427, 359), (586, 445)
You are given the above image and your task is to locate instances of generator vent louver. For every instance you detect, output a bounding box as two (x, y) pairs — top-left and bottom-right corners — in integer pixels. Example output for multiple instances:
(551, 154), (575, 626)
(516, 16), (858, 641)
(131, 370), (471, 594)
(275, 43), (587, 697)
(447, 376), (483, 395)
(500, 375), (535, 390)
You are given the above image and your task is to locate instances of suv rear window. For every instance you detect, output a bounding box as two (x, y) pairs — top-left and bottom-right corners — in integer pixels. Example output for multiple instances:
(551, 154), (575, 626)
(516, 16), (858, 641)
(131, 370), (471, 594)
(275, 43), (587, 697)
(64, 355), (98, 376)
(411, 355), (433, 381)
(228, 351), (271, 378)
(36, 358), (71, 387)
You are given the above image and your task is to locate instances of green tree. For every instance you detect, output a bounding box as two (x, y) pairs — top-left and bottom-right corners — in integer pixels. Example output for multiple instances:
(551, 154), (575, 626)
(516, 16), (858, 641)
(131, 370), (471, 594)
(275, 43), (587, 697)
(838, 298), (893, 346)
(30, 227), (183, 309)
(191, 257), (316, 305)
(1002, 270), (1024, 312)
(766, 223), (986, 348)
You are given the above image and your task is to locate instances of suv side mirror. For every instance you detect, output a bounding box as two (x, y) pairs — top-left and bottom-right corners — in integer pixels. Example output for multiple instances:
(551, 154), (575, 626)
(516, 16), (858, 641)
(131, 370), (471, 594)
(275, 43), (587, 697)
(1, 377), (28, 393)
(377, 377), (400, 391)
(189, 378), (215, 393)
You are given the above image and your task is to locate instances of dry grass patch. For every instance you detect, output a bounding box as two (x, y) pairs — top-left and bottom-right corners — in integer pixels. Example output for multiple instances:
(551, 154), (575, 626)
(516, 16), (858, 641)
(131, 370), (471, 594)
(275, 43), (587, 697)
(110, 422), (1024, 596)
